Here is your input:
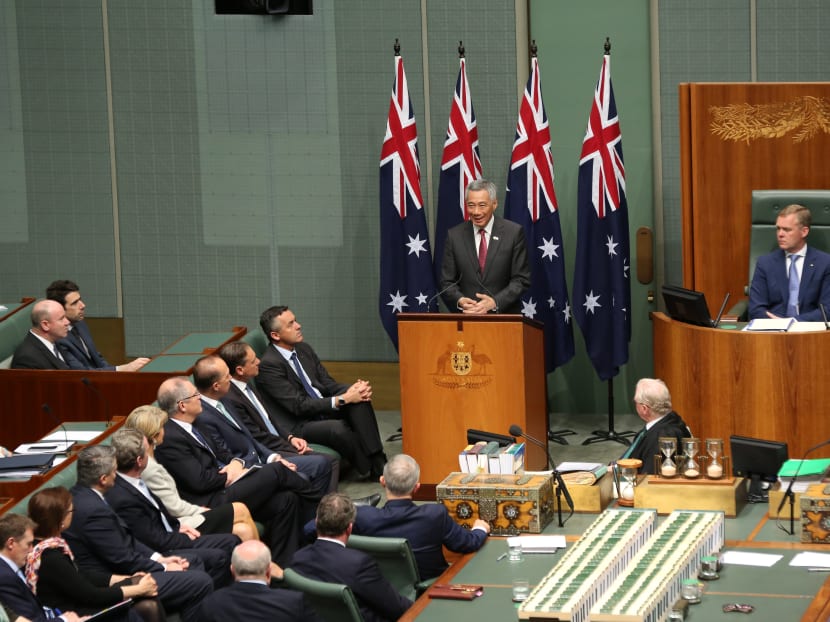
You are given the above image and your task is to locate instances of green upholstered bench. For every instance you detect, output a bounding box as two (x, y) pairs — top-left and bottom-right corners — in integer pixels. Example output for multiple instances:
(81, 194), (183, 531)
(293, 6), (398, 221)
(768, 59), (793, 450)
(0, 299), (34, 368)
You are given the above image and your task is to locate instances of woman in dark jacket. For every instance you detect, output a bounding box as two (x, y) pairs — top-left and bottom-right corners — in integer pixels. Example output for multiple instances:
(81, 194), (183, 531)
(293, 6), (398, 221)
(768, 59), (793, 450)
(25, 486), (163, 621)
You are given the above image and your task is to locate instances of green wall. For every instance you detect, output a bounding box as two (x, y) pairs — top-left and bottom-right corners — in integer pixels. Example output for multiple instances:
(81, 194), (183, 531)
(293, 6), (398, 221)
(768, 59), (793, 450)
(1, 0), (829, 415)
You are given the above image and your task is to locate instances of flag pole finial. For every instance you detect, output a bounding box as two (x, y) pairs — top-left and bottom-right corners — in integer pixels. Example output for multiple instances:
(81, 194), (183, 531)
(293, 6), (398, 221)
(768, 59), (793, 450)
(458, 41), (465, 58)
(530, 39), (538, 58)
(394, 38), (400, 56)
(604, 37), (611, 55)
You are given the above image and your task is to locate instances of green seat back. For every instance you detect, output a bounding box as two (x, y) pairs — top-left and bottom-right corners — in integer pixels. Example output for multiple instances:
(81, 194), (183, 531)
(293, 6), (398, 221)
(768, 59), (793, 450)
(282, 568), (364, 622)
(346, 534), (420, 601)
(242, 328), (269, 358)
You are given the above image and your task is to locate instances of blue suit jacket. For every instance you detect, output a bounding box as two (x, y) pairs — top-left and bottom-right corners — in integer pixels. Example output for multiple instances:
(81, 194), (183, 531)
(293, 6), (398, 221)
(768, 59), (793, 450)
(197, 579), (317, 622)
(749, 246), (830, 321)
(290, 539), (412, 622)
(303, 499), (488, 580)
(0, 557), (56, 622)
(57, 320), (113, 370)
(197, 399), (274, 468)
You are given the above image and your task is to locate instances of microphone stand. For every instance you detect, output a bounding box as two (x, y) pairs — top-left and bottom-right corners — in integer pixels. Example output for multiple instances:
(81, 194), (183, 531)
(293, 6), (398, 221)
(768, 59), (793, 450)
(510, 424), (573, 527)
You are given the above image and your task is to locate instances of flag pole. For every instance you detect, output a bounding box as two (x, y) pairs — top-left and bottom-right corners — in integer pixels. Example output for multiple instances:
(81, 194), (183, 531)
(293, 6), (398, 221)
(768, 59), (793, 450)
(579, 37), (636, 447)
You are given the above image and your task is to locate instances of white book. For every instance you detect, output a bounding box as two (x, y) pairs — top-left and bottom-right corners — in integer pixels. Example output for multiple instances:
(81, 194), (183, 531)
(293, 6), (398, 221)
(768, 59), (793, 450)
(506, 534), (566, 553)
(788, 321), (828, 333)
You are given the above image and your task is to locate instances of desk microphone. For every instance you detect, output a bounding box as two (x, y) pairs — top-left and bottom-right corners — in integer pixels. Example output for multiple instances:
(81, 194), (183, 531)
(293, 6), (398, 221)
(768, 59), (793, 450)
(820, 303), (829, 330)
(509, 424), (574, 522)
(426, 274), (462, 311)
(776, 437), (830, 535)
(42, 403), (69, 452)
(82, 377), (113, 427)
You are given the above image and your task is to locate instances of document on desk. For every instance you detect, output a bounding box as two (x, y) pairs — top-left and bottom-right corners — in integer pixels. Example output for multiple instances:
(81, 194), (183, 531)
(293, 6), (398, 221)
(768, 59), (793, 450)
(41, 430), (102, 442)
(506, 535), (566, 553)
(721, 550), (782, 567)
(789, 551), (830, 568)
(788, 321), (829, 333)
(743, 318), (795, 332)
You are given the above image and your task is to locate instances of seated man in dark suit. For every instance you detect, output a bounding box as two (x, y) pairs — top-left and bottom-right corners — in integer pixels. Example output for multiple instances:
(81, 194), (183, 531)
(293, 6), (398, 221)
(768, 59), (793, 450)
(624, 378), (691, 474)
(290, 493), (411, 622)
(198, 540), (317, 622)
(305, 454), (490, 580)
(10, 299), (70, 370)
(46, 279), (150, 371)
(63, 445), (214, 622)
(191, 354), (335, 520)
(108, 427), (239, 587)
(749, 204), (830, 321)
(0, 514), (83, 622)
(256, 305), (386, 479)
(218, 341), (340, 492)
(153, 376), (306, 565)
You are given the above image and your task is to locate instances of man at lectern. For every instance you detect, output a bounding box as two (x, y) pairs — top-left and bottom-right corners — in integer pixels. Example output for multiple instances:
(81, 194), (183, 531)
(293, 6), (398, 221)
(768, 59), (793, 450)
(439, 179), (530, 314)
(748, 204), (830, 321)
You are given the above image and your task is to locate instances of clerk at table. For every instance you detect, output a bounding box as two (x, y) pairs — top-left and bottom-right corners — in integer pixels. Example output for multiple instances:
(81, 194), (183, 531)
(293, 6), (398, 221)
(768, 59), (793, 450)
(625, 379), (691, 475)
(749, 204), (830, 321)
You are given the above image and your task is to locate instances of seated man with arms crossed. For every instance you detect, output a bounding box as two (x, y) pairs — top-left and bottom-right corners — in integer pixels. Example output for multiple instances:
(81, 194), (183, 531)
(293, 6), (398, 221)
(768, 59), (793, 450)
(290, 493), (411, 622)
(256, 305), (386, 480)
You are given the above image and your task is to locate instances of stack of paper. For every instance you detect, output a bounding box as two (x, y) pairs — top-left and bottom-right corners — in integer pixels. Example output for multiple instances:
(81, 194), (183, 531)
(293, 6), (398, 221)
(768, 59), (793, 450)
(506, 535), (566, 553)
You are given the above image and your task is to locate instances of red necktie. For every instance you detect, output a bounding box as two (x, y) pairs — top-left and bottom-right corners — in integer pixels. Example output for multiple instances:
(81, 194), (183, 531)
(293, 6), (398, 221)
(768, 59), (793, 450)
(478, 228), (487, 272)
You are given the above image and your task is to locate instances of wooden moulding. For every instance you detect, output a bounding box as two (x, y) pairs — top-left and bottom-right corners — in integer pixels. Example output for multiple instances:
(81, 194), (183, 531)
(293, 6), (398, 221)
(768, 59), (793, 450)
(556, 472), (615, 513)
(634, 476), (746, 517)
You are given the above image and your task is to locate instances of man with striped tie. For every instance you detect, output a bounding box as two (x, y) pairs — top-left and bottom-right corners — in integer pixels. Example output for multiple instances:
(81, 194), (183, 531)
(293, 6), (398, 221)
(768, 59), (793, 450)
(624, 378), (691, 474)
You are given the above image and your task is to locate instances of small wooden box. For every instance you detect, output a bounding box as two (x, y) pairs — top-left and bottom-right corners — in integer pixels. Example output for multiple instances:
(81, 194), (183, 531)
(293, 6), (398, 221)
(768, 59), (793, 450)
(800, 487), (830, 543)
(436, 472), (554, 535)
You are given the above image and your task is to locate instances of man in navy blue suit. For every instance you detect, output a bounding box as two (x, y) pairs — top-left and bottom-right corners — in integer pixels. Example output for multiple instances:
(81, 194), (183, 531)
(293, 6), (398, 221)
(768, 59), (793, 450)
(62, 445), (214, 622)
(749, 204), (830, 321)
(45, 279), (150, 371)
(304, 454), (490, 580)
(0, 514), (83, 622)
(290, 493), (411, 622)
(198, 540), (317, 622)
(108, 427), (239, 587)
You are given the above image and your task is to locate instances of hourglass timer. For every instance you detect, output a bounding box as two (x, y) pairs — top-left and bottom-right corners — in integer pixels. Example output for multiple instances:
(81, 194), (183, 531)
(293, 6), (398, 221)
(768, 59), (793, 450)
(681, 438), (701, 479)
(658, 437), (678, 478)
(616, 458), (642, 506)
(705, 438), (724, 479)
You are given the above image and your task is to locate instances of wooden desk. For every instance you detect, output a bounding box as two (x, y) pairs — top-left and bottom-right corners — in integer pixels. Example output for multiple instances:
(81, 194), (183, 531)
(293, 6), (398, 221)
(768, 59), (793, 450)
(0, 297), (35, 323)
(159, 327), (246, 355)
(0, 327), (247, 448)
(402, 503), (830, 621)
(652, 311), (830, 458)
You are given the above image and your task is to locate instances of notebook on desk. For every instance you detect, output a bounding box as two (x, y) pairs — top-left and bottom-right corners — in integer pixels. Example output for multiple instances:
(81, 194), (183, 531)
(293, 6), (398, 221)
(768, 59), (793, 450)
(0, 453), (55, 473)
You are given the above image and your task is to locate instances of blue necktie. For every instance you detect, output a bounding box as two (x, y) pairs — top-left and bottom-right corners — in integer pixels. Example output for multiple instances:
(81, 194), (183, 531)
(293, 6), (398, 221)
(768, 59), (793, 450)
(245, 385), (279, 435)
(215, 401), (241, 430)
(787, 254), (800, 317)
(290, 351), (319, 398)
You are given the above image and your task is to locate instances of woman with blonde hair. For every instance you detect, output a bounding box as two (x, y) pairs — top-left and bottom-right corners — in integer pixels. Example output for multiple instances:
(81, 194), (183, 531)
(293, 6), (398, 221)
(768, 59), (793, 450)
(125, 405), (258, 541)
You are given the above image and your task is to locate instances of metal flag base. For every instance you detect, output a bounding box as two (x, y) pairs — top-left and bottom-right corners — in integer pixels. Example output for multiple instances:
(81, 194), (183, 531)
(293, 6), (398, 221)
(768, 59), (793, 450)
(581, 378), (637, 446)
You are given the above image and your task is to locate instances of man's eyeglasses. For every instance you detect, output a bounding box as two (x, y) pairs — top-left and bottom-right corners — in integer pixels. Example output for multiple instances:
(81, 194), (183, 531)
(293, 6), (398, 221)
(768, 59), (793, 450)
(177, 392), (200, 405)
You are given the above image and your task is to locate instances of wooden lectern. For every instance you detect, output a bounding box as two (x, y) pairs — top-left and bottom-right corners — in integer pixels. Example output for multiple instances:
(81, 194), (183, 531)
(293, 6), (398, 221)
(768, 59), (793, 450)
(397, 313), (548, 492)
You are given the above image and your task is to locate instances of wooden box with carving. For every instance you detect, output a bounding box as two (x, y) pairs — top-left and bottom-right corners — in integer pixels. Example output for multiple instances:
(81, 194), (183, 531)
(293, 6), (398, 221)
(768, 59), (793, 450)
(800, 486), (830, 544)
(436, 472), (554, 535)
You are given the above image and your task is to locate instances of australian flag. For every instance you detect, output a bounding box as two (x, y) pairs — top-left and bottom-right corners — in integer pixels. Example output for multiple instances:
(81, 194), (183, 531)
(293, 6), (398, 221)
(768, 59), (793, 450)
(379, 54), (437, 350)
(503, 56), (574, 372)
(572, 53), (631, 381)
(433, 57), (483, 286)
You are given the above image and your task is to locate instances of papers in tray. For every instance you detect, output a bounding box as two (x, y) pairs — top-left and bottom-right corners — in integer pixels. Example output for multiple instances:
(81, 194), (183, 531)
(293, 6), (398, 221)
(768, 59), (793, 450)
(744, 318), (795, 332)
(788, 321), (830, 333)
(506, 534), (566, 553)
(14, 441), (75, 454)
(41, 430), (102, 442)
